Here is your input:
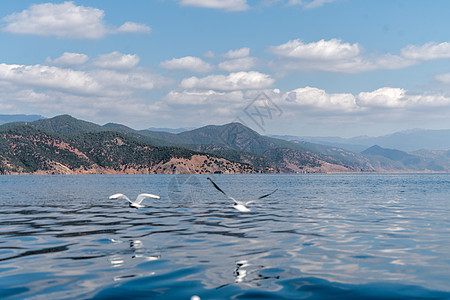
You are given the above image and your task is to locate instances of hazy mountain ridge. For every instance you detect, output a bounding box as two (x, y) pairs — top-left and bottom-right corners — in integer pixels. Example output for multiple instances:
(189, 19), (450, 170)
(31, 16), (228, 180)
(362, 145), (450, 172)
(274, 128), (450, 152)
(0, 115), (448, 174)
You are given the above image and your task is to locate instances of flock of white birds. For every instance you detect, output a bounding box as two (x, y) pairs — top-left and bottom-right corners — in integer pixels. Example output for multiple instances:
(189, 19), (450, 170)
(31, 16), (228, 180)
(109, 177), (277, 212)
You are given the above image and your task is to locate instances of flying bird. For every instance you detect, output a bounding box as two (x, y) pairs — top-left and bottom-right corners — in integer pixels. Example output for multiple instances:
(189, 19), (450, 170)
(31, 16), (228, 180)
(207, 177), (277, 212)
(109, 193), (160, 209)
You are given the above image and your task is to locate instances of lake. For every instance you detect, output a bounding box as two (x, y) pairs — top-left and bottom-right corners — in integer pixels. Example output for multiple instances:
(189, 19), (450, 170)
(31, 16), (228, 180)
(0, 174), (449, 299)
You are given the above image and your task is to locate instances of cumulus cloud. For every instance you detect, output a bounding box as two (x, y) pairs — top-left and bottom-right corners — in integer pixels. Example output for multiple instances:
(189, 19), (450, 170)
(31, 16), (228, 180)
(286, 0), (337, 9)
(160, 56), (214, 73)
(46, 52), (89, 66)
(151, 84), (450, 131)
(90, 69), (160, 91)
(1, 1), (151, 39)
(282, 86), (450, 111)
(164, 90), (244, 106)
(0, 63), (101, 95)
(223, 47), (251, 59)
(180, 0), (249, 11)
(401, 42), (450, 60)
(203, 51), (215, 58)
(270, 38), (361, 60)
(218, 57), (257, 71)
(180, 71), (275, 91)
(93, 52), (140, 70)
(270, 38), (450, 74)
(0, 61), (165, 98)
(269, 38), (417, 73)
(218, 47), (256, 71)
(116, 22), (151, 34)
(0, 55), (175, 127)
(357, 87), (407, 108)
(435, 73), (450, 84)
(286, 86), (357, 111)
(358, 87), (450, 108)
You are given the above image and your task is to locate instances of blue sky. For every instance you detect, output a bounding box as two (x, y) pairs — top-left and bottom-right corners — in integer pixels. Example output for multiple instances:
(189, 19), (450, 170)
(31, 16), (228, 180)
(1, 0), (450, 137)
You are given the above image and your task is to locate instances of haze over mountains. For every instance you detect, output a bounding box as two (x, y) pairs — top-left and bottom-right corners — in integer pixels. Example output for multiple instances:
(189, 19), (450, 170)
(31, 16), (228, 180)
(0, 114), (448, 174)
(0, 114), (44, 125)
(273, 129), (450, 152)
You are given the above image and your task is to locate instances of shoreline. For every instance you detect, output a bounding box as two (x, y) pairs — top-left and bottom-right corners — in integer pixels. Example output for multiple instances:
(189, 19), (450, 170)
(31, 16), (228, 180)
(1, 171), (448, 176)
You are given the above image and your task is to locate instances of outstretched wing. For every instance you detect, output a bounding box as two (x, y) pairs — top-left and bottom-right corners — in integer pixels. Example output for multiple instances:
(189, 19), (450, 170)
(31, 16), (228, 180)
(109, 193), (132, 204)
(245, 189), (278, 205)
(207, 177), (238, 204)
(136, 193), (160, 204)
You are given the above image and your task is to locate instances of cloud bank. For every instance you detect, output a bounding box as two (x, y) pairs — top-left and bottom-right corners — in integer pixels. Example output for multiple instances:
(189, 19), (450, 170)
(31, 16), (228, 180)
(2, 1), (151, 39)
(180, 0), (249, 11)
(269, 38), (419, 73)
(180, 71), (275, 91)
(161, 56), (214, 73)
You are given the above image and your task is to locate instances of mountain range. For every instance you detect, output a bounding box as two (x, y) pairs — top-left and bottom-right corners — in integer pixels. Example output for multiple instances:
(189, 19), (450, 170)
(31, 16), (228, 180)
(0, 114), (448, 174)
(273, 129), (450, 152)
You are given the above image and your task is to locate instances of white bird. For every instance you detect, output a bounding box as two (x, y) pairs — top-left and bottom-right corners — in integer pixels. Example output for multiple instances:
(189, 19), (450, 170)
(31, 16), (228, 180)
(207, 177), (277, 212)
(109, 193), (160, 209)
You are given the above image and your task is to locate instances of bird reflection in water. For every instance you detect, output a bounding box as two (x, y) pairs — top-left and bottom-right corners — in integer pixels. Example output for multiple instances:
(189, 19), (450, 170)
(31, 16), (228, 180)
(234, 260), (251, 283)
(130, 239), (161, 261)
(108, 239), (161, 267)
(108, 239), (161, 282)
(217, 259), (279, 289)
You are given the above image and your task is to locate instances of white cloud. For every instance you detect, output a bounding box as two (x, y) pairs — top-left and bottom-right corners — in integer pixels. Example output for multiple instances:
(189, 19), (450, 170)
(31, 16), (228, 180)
(0, 56), (171, 127)
(160, 56), (214, 73)
(357, 87), (407, 108)
(218, 57), (257, 71)
(435, 73), (450, 84)
(269, 38), (416, 73)
(152, 85), (450, 132)
(164, 90), (244, 106)
(219, 48), (256, 71)
(203, 51), (215, 58)
(93, 52), (140, 70)
(0, 63), (100, 95)
(116, 22), (151, 34)
(285, 86), (357, 111)
(0, 62), (164, 99)
(287, 0), (337, 9)
(1, 1), (151, 39)
(223, 47), (251, 59)
(281, 86), (450, 112)
(401, 42), (450, 60)
(270, 38), (360, 60)
(358, 87), (450, 108)
(90, 70), (156, 92)
(270, 39), (450, 74)
(46, 52), (89, 66)
(180, 0), (249, 11)
(180, 71), (275, 91)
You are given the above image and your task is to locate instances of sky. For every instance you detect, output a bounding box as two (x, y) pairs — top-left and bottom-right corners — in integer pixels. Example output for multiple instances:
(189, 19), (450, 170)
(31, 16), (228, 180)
(1, 0), (450, 137)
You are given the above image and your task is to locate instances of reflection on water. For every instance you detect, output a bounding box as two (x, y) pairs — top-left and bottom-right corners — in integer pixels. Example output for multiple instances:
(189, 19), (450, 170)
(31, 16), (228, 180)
(0, 174), (449, 299)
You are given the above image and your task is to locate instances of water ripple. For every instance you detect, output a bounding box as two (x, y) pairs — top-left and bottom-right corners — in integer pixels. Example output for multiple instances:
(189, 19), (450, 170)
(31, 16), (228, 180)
(0, 174), (449, 299)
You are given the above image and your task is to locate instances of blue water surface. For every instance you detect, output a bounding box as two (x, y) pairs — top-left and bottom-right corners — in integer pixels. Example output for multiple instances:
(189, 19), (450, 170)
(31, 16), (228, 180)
(0, 174), (449, 299)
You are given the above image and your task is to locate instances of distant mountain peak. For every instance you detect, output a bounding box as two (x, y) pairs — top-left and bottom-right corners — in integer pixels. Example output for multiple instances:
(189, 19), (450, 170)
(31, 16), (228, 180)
(28, 114), (104, 135)
(361, 144), (414, 161)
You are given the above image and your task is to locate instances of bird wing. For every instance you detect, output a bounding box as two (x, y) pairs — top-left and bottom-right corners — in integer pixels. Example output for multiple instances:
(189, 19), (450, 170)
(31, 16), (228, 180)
(207, 177), (239, 204)
(109, 193), (133, 204)
(136, 193), (160, 204)
(244, 189), (278, 205)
